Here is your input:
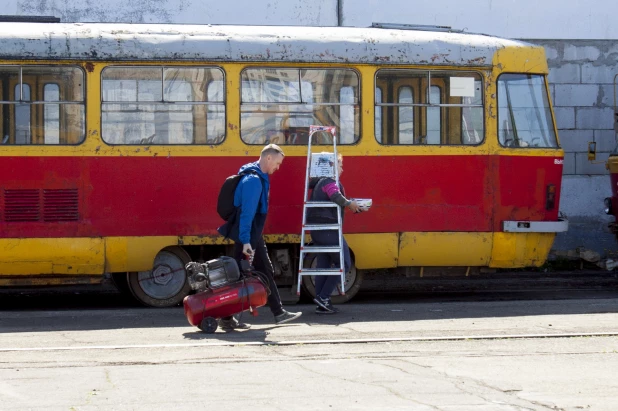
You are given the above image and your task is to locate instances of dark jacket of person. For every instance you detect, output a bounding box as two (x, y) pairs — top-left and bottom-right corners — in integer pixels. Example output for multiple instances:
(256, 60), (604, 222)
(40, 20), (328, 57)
(306, 177), (349, 225)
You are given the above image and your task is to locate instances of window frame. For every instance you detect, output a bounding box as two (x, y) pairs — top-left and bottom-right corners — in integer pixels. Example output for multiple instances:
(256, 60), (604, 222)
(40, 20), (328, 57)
(496, 73), (559, 149)
(238, 66), (362, 146)
(374, 68), (485, 146)
(99, 65), (226, 146)
(0, 64), (86, 146)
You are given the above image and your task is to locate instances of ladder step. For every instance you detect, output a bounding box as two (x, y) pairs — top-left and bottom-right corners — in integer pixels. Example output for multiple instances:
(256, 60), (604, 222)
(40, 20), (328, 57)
(301, 246), (342, 253)
(304, 202), (339, 208)
(299, 268), (343, 276)
(303, 224), (340, 231)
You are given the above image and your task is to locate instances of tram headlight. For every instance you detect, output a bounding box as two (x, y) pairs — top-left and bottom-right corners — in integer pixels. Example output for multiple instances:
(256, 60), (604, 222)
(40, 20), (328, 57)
(604, 197), (613, 215)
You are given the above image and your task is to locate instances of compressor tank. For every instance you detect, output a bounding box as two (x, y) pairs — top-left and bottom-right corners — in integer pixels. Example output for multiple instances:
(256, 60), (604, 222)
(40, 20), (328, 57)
(183, 277), (268, 327)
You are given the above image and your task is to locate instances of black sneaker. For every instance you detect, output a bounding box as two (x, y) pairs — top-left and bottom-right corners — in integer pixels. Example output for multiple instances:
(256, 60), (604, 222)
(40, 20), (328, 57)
(315, 306), (338, 315)
(313, 296), (338, 313)
(219, 317), (251, 331)
(274, 310), (302, 325)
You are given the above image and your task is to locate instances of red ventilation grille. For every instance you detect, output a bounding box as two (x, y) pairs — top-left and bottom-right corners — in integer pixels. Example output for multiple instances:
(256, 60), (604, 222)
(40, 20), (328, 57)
(43, 189), (79, 222)
(3, 189), (40, 222)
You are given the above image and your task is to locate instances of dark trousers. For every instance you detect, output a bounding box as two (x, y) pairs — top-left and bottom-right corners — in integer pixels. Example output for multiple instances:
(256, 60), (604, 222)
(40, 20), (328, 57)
(310, 230), (351, 300)
(223, 236), (283, 320)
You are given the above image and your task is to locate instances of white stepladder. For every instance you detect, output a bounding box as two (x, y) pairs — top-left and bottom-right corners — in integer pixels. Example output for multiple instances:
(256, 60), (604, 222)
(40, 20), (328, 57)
(296, 125), (346, 296)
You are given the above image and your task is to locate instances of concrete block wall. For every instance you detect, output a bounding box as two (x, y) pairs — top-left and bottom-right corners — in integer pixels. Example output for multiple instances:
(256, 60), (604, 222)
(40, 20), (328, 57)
(533, 40), (617, 174)
(529, 40), (618, 256)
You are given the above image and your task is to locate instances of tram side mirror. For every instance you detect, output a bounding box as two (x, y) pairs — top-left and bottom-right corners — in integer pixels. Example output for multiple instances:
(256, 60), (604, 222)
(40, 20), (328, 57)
(615, 109), (618, 133)
(588, 141), (597, 161)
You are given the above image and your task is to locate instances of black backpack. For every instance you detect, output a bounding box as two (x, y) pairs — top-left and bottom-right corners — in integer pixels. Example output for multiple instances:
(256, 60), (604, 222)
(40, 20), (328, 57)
(216, 171), (257, 221)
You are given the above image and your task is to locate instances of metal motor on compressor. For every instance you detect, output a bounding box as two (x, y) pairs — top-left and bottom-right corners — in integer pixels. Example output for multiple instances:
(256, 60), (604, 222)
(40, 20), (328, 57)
(185, 256), (242, 291)
(183, 256), (270, 333)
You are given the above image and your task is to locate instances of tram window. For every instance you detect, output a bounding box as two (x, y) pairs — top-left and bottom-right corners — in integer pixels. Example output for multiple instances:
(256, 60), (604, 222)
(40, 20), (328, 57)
(207, 80), (225, 145)
(498, 74), (558, 148)
(14, 84), (30, 144)
(375, 87), (383, 142)
(375, 70), (484, 145)
(101, 66), (225, 145)
(340, 87), (355, 144)
(398, 86), (414, 144)
(44, 84), (60, 144)
(0, 66), (85, 145)
(240, 68), (360, 145)
(427, 86), (441, 145)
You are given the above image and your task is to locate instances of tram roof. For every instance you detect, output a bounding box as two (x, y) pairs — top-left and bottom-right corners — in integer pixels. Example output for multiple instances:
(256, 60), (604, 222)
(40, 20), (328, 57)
(0, 22), (536, 66)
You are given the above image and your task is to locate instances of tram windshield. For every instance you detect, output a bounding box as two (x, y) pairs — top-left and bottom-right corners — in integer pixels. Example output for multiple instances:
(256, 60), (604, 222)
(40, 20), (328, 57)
(498, 74), (558, 148)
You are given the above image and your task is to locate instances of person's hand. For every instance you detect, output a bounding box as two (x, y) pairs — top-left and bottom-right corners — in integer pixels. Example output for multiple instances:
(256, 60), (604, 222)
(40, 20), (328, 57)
(242, 243), (254, 257)
(347, 200), (361, 213)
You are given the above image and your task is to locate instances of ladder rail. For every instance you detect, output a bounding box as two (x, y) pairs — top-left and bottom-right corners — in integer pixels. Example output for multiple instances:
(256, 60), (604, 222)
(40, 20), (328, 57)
(297, 126), (346, 297)
(332, 128), (346, 297)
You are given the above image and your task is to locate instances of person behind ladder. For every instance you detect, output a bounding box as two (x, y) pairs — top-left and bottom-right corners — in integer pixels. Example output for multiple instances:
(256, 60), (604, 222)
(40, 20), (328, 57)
(307, 153), (363, 314)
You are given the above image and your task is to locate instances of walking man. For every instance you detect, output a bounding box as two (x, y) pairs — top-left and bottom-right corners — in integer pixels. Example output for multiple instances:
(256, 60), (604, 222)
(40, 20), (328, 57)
(218, 144), (302, 330)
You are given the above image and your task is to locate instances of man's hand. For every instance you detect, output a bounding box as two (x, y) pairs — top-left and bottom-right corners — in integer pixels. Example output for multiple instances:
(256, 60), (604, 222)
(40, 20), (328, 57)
(242, 243), (254, 256)
(347, 200), (361, 213)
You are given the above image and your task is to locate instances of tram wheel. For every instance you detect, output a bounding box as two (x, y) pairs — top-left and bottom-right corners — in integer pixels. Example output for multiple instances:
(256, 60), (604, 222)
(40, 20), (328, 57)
(127, 247), (192, 308)
(301, 253), (363, 304)
(198, 317), (218, 333)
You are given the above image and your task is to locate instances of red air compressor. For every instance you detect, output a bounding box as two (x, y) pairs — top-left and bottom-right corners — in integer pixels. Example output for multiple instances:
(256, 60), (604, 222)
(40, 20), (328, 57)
(183, 256), (269, 333)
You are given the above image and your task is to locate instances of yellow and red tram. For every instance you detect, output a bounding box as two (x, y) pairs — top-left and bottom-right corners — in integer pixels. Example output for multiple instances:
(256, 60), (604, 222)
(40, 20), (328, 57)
(0, 22), (567, 306)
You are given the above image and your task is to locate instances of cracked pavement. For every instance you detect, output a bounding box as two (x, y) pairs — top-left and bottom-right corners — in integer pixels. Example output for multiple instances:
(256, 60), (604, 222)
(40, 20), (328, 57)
(1, 297), (617, 410)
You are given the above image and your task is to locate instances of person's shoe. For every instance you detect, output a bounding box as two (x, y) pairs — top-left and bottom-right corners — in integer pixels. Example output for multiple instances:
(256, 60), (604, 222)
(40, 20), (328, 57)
(313, 295), (330, 310)
(219, 317), (251, 331)
(274, 310), (302, 325)
(313, 296), (338, 313)
(315, 306), (339, 315)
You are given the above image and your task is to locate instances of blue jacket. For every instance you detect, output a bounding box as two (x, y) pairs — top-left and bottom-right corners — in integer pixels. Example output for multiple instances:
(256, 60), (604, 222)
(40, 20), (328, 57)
(234, 161), (269, 244)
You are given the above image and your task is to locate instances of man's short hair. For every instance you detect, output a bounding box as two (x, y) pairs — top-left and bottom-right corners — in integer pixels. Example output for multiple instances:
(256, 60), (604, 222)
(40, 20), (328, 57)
(261, 144), (285, 158)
